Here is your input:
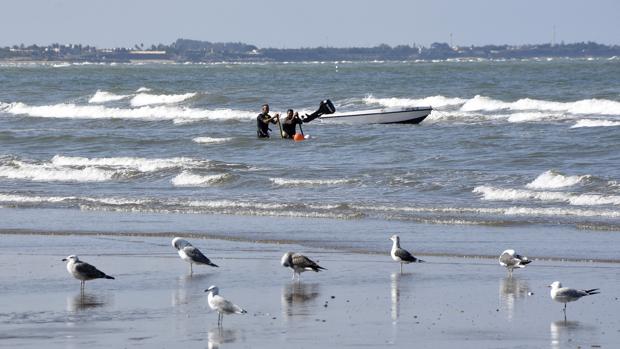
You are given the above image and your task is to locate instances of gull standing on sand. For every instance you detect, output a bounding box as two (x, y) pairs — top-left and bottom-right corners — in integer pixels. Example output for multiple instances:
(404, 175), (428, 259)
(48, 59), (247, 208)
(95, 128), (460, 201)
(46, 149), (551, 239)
(390, 234), (424, 273)
(62, 255), (114, 291)
(281, 252), (326, 281)
(205, 285), (247, 327)
(549, 281), (599, 318)
(499, 249), (532, 275)
(172, 237), (218, 275)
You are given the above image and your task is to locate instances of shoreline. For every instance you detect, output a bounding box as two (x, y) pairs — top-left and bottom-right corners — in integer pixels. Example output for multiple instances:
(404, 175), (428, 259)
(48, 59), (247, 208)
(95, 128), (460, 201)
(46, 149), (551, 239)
(2, 229), (619, 264)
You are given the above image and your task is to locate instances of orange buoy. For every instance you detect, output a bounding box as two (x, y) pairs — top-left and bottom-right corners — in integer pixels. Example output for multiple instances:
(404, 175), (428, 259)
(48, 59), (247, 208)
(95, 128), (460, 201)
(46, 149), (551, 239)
(293, 133), (304, 141)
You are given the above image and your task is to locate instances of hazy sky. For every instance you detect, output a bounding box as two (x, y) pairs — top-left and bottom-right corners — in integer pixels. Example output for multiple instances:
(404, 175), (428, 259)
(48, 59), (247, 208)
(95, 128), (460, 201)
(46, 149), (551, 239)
(2, 0), (619, 48)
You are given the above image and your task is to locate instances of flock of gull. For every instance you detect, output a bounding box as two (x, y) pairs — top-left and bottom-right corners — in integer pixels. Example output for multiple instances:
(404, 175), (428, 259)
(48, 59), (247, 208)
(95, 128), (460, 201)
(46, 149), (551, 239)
(61, 234), (600, 326)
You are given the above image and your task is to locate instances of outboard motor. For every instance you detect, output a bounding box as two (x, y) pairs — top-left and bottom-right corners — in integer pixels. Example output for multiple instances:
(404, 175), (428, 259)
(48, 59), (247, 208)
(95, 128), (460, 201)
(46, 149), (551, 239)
(302, 99), (335, 123)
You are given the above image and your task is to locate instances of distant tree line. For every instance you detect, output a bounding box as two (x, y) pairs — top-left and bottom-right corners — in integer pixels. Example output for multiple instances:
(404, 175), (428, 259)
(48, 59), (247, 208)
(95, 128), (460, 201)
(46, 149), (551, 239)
(1, 38), (619, 62)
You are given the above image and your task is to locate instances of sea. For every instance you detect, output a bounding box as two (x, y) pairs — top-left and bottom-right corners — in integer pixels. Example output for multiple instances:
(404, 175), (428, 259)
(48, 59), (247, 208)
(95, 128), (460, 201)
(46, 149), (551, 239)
(1, 58), (619, 260)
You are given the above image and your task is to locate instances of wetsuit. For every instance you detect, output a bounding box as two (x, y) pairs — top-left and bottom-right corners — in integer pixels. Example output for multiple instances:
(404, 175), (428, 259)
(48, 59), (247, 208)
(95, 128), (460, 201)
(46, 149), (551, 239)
(282, 116), (302, 139)
(257, 112), (276, 138)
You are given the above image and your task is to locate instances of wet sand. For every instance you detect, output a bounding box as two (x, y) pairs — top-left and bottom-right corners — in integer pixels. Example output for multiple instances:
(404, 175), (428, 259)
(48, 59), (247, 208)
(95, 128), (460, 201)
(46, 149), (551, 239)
(0, 233), (618, 348)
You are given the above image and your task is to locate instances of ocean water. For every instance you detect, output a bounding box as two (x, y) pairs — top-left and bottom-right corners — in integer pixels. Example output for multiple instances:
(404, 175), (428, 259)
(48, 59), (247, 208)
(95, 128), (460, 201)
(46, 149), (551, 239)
(1, 59), (620, 259)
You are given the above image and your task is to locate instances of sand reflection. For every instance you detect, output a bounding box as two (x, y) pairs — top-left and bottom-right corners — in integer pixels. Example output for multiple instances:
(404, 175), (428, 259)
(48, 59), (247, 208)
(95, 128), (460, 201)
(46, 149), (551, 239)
(499, 276), (530, 320)
(281, 282), (320, 319)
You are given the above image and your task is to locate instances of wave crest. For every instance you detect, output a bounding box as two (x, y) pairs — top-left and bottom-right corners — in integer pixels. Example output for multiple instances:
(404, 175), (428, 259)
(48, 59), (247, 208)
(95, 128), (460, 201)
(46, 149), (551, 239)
(130, 93), (197, 107)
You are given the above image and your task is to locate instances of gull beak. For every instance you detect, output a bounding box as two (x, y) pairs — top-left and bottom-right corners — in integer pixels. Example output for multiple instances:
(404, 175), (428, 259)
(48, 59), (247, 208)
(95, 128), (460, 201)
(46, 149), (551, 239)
(61, 258), (67, 261)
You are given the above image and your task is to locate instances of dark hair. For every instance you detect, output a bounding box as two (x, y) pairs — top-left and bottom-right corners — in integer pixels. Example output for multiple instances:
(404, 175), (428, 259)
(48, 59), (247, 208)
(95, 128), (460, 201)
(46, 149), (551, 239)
(287, 109), (293, 113)
(262, 104), (269, 108)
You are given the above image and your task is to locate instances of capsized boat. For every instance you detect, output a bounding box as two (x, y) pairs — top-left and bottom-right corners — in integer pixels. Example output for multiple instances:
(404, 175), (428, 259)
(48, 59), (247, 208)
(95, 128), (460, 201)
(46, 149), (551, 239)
(318, 106), (432, 124)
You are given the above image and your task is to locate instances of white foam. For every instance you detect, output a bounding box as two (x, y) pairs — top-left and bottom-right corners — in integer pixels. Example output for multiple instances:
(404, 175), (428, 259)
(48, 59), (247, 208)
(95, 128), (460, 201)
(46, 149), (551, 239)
(171, 172), (230, 186)
(88, 90), (130, 103)
(1, 102), (255, 121)
(571, 119), (620, 128)
(130, 92), (196, 107)
(136, 87), (152, 92)
(51, 155), (205, 172)
(526, 170), (587, 189)
(270, 177), (353, 186)
(0, 160), (114, 182)
(193, 136), (233, 144)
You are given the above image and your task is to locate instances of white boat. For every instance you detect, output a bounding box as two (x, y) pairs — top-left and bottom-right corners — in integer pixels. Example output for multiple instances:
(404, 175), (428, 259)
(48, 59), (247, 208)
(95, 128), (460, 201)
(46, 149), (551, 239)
(318, 106), (432, 124)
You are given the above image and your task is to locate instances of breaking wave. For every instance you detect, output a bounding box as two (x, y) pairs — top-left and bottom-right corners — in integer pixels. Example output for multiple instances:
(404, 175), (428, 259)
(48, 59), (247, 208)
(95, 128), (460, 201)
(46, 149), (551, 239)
(171, 172), (231, 186)
(130, 92), (197, 107)
(193, 136), (233, 144)
(0, 102), (255, 122)
(0, 160), (115, 182)
(364, 95), (466, 108)
(473, 186), (620, 206)
(461, 95), (620, 115)
(571, 119), (620, 128)
(526, 170), (588, 189)
(270, 177), (354, 186)
(51, 155), (207, 172)
(88, 90), (130, 103)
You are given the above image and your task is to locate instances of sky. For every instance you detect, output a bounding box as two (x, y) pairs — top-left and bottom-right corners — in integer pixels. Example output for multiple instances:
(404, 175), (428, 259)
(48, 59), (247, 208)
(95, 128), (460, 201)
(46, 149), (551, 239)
(2, 0), (619, 48)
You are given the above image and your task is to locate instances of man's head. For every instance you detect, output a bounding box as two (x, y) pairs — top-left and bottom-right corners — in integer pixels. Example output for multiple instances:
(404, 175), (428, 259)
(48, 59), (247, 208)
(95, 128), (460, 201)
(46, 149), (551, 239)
(262, 104), (269, 113)
(286, 109), (294, 118)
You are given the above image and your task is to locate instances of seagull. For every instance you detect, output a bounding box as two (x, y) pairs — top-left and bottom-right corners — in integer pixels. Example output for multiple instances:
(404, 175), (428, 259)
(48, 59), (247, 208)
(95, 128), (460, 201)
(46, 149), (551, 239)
(205, 285), (247, 327)
(549, 281), (599, 318)
(172, 237), (218, 275)
(499, 249), (532, 275)
(281, 252), (326, 281)
(62, 255), (114, 291)
(390, 234), (424, 273)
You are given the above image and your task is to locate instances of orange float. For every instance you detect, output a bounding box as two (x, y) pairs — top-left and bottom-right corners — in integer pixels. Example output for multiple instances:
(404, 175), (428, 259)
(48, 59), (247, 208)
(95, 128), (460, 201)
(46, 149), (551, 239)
(293, 133), (304, 141)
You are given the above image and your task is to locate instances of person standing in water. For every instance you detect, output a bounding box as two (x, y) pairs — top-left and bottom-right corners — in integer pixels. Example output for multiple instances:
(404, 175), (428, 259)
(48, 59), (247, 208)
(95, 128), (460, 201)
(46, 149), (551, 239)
(256, 104), (280, 138)
(281, 109), (303, 139)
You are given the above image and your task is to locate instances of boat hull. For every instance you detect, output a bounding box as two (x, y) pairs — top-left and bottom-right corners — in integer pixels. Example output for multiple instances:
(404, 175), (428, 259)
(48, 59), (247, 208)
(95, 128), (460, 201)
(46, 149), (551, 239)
(319, 106), (432, 124)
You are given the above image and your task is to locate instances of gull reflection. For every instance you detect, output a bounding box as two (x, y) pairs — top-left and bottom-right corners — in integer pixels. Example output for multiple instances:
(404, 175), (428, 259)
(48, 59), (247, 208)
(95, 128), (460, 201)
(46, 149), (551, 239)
(390, 272), (414, 322)
(172, 273), (211, 307)
(550, 320), (580, 349)
(207, 327), (237, 349)
(391, 272), (400, 321)
(67, 292), (109, 312)
(499, 276), (530, 320)
(281, 282), (320, 319)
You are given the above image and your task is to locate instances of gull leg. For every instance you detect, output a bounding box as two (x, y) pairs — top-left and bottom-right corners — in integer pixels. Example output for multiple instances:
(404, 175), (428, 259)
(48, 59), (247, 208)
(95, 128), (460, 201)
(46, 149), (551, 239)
(563, 304), (567, 321)
(190, 263), (193, 275)
(291, 271), (295, 281)
(400, 263), (403, 274)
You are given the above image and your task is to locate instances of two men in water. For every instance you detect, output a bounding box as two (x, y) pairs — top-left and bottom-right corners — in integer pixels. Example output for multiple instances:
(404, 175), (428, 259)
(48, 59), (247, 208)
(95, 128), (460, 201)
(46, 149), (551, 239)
(256, 104), (303, 139)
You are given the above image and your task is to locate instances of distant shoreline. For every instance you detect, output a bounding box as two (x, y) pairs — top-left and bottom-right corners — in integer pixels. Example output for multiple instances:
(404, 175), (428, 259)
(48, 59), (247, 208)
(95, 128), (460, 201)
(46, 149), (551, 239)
(2, 38), (619, 63)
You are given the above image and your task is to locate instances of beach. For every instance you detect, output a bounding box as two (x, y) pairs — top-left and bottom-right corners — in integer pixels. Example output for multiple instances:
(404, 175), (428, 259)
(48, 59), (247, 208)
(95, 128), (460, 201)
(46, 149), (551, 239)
(1, 232), (618, 348)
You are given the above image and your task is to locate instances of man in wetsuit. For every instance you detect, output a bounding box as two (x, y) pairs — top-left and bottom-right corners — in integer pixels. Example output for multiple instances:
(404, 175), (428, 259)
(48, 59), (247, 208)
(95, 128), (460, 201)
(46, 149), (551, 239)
(256, 104), (280, 138)
(281, 109), (303, 139)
